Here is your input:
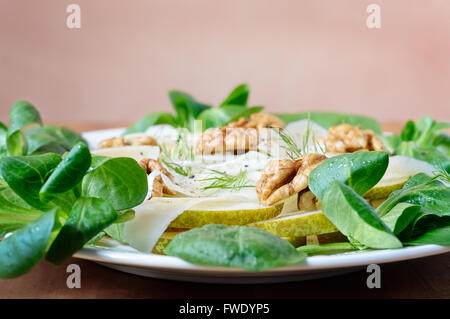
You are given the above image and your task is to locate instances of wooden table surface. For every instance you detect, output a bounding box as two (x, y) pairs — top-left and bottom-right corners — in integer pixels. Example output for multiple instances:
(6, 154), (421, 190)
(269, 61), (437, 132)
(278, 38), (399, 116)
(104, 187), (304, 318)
(1, 122), (449, 299)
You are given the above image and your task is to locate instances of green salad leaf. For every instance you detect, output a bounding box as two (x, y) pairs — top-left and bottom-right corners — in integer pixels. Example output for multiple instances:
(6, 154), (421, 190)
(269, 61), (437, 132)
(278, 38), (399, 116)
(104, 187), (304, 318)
(123, 112), (178, 135)
(322, 181), (402, 249)
(0, 154), (62, 210)
(308, 151), (389, 199)
(81, 157), (148, 211)
(0, 210), (56, 278)
(40, 142), (91, 200)
(0, 182), (42, 237)
(404, 226), (450, 245)
(390, 116), (450, 172)
(1, 101), (86, 157)
(380, 203), (421, 235)
(125, 83), (261, 133)
(23, 125), (86, 155)
(297, 242), (356, 255)
(198, 105), (263, 130)
(0, 122), (7, 158)
(164, 224), (306, 271)
(276, 112), (382, 134)
(8, 100), (43, 133)
(376, 173), (450, 218)
(46, 197), (117, 265)
(0, 131), (148, 278)
(220, 83), (250, 107)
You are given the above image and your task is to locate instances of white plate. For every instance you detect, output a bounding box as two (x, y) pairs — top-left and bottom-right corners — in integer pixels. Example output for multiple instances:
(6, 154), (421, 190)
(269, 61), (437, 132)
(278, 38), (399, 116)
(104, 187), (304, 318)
(75, 128), (450, 284)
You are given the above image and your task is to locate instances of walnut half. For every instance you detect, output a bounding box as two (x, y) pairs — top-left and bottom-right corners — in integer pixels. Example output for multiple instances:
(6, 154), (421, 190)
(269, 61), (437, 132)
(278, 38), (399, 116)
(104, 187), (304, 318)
(256, 153), (327, 206)
(197, 112), (285, 155)
(226, 112), (286, 130)
(322, 124), (384, 153)
(196, 127), (259, 155)
(138, 158), (175, 197)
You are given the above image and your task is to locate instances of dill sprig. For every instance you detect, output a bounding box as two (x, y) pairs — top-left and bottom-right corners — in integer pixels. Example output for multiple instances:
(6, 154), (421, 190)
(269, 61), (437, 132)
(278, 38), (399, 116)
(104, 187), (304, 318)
(160, 128), (195, 162)
(199, 169), (254, 190)
(160, 158), (191, 177)
(432, 163), (450, 184)
(272, 115), (326, 160)
(273, 128), (302, 160)
(302, 114), (326, 155)
(159, 128), (195, 176)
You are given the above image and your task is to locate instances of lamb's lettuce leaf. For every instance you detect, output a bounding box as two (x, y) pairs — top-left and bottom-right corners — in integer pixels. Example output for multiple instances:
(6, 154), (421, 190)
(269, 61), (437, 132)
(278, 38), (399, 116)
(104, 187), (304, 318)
(276, 112), (382, 134)
(0, 209), (56, 278)
(45, 197), (117, 265)
(309, 151), (389, 200)
(321, 181), (402, 249)
(164, 224), (306, 271)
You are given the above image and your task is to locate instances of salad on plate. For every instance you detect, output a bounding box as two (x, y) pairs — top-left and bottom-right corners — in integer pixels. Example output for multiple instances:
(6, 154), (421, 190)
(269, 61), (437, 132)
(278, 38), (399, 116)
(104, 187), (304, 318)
(0, 83), (449, 278)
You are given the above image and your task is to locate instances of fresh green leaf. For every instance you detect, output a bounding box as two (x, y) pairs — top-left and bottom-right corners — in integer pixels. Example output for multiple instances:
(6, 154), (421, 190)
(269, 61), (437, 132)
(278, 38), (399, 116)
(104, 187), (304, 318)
(400, 121), (417, 141)
(164, 224), (306, 271)
(296, 242), (356, 255)
(0, 210), (55, 278)
(115, 209), (135, 223)
(46, 197), (117, 265)
(104, 223), (126, 243)
(309, 151), (389, 200)
(81, 157), (148, 211)
(124, 112), (178, 134)
(322, 181), (402, 249)
(399, 213), (449, 241)
(6, 130), (27, 156)
(380, 203), (421, 235)
(23, 125), (86, 155)
(0, 182), (42, 237)
(276, 112), (382, 134)
(396, 142), (450, 173)
(198, 105), (263, 130)
(404, 226), (450, 245)
(40, 142), (91, 200)
(376, 173), (450, 218)
(169, 90), (211, 118)
(220, 83), (250, 107)
(85, 231), (106, 245)
(0, 122), (8, 158)
(9, 100), (42, 133)
(171, 95), (196, 131)
(0, 154), (62, 209)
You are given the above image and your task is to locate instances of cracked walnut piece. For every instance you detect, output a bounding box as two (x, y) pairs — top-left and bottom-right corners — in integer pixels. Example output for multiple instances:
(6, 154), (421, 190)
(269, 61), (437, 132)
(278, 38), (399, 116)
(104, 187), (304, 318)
(256, 153), (327, 206)
(226, 112), (286, 130)
(197, 112), (285, 154)
(98, 134), (157, 149)
(323, 124), (384, 153)
(138, 158), (175, 197)
(197, 127), (259, 154)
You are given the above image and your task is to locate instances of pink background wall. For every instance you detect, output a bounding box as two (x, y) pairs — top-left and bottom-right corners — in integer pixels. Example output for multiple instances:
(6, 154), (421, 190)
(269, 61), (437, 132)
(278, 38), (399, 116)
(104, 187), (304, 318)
(1, 0), (449, 127)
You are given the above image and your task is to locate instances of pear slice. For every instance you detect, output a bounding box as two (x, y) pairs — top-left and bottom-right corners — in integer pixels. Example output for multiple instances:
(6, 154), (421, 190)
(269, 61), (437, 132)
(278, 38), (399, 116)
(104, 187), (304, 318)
(363, 155), (436, 200)
(152, 230), (307, 254)
(363, 181), (406, 200)
(248, 210), (337, 237)
(151, 229), (345, 255)
(168, 201), (284, 228)
(152, 231), (180, 254)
